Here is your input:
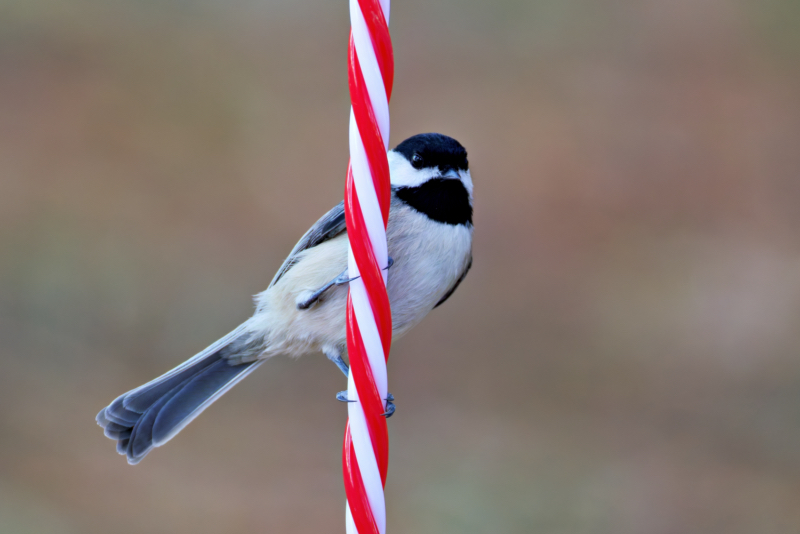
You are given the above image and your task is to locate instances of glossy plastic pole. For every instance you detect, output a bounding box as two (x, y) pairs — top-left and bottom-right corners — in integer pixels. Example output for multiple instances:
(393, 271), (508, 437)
(341, 0), (393, 532)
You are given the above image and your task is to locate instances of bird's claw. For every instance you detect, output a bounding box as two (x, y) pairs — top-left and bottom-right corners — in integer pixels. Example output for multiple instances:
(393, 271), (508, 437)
(381, 399), (396, 418)
(336, 391), (396, 417)
(299, 259), (393, 310)
(336, 390), (356, 402)
(382, 393), (395, 417)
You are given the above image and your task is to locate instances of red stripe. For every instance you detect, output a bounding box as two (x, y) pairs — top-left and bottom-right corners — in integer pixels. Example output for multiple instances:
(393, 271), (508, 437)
(356, 0), (394, 99)
(349, 40), (391, 225)
(344, 166), (393, 357)
(347, 296), (389, 482)
(342, 1), (394, 531)
(343, 424), (380, 534)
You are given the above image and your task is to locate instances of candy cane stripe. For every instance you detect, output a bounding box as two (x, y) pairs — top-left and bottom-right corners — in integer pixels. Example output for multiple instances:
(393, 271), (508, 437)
(342, 0), (393, 531)
(344, 174), (392, 350)
(343, 424), (380, 534)
(349, 3), (390, 142)
(347, 301), (390, 477)
(356, 0), (393, 95)
(349, 48), (391, 222)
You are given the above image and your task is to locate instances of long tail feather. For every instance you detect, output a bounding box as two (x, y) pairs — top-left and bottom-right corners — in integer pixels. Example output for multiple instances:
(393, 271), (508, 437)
(96, 328), (263, 464)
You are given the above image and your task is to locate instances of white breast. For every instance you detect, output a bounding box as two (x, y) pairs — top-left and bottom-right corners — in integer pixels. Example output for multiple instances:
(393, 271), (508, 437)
(247, 195), (473, 359)
(385, 198), (473, 339)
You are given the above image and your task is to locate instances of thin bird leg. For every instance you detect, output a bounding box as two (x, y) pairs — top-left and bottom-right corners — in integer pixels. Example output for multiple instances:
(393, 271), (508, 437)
(324, 347), (350, 377)
(296, 257), (394, 310)
(296, 270), (349, 310)
(318, 260), (396, 418)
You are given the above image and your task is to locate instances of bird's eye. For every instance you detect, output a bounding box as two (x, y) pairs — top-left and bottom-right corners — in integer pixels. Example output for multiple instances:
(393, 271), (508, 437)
(411, 153), (423, 168)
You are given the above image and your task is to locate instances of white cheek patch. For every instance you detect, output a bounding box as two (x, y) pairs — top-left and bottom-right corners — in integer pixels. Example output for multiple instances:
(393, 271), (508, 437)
(459, 169), (474, 199)
(387, 151), (438, 187)
(388, 151), (474, 198)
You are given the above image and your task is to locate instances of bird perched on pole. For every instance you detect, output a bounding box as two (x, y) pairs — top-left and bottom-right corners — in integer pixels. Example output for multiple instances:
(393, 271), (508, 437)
(96, 133), (474, 464)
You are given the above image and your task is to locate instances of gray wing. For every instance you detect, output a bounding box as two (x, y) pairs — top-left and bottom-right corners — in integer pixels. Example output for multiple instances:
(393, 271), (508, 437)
(434, 255), (472, 308)
(268, 201), (347, 288)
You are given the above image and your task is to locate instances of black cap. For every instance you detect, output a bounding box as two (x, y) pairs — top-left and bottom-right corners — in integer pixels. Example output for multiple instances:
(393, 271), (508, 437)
(393, 133), (468, 172)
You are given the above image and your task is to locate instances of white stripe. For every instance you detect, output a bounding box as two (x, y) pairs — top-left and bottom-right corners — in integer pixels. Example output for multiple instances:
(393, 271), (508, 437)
(348, 266), (389, 400)
(346, 0), (391, 531)
(347, 242), (389, 532)
(350, 0), (390, 146)
(380, 0), (390, 25)
(346, 502), (357, 534)
(348, 366), (387, 534)
(347, 242), (390, 406)
(349, 110), (389, 275)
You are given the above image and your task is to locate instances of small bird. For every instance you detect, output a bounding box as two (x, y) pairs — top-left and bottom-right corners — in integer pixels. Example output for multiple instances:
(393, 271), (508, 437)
(96, 133), (474, 464)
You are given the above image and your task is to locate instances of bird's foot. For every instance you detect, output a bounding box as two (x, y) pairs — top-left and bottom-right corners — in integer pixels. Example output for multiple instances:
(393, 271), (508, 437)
(337, 391), (396, 417)
(297, 259), (393, 311)
(336, 390), (356, 403)
(382, 393), (396, 418)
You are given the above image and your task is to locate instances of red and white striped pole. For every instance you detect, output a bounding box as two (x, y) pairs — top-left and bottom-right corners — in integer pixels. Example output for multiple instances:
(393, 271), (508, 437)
(341, 0), (393, 532)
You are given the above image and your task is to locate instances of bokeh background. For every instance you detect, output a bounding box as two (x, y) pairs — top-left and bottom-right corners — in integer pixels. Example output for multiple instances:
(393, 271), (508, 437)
(2, 0), (800, 532)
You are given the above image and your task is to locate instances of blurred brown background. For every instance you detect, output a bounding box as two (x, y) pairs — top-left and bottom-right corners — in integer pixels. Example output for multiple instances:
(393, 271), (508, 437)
(2, 0), (800, 532)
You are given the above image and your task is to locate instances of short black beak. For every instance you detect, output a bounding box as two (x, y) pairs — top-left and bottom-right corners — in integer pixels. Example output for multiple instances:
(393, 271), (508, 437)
(440, 167), (460, 180)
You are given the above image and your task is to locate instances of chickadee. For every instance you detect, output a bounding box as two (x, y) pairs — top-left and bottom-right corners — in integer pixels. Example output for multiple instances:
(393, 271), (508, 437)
(96, 133), (474, 464)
